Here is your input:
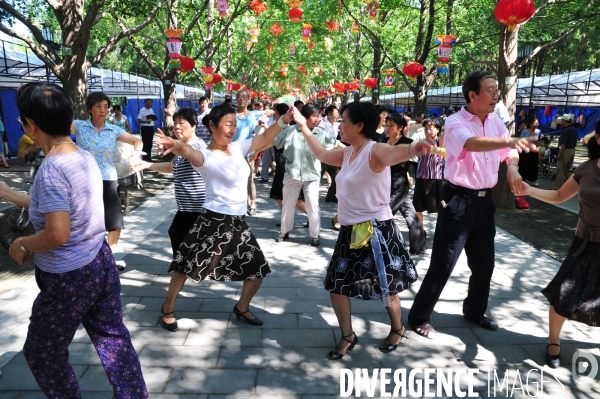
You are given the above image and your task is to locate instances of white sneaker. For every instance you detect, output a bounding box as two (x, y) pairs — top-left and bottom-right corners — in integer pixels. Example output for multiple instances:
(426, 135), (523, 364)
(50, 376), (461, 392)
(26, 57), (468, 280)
(116, 260), (126, 271)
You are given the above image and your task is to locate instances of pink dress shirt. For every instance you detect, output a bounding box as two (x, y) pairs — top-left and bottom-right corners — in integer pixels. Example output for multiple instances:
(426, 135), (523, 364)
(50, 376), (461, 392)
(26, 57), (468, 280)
(444, 107), (511, 190)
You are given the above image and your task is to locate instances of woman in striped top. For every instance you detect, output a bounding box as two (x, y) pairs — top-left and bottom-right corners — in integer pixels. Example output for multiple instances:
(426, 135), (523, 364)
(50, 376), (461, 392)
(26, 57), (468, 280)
(137, 108), (207, 331)
(412, 119), (445, 228)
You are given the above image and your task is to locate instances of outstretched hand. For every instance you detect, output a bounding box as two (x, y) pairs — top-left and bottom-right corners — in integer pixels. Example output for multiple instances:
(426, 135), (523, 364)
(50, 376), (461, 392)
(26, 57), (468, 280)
(153, 129), (177, 156)
(509, 136), (538, 153)
(291, 106), (305, 127)
(512, 180), (531, 196)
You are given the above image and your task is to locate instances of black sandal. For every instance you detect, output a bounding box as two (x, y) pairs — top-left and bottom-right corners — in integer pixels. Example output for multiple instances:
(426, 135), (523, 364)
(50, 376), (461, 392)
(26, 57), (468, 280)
(233, 305), (264, 326)
(327, 332), (358, 360)
(158, 303), (178, 332)
(546, 343), (561, 368)
(379, 324), (409, 353)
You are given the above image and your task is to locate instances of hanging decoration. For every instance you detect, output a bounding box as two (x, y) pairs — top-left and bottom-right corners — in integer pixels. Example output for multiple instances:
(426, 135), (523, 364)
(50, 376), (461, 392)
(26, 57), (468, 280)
(351, 21), (360, 35)
(217, 0), (229, 17)
(435, 35), (456, 74)
(165, 29), (184, 69)
(226, 81), (242, 92)
(309, 40), (314, 55)
(177, 56), (195, 76)
(494, 0), (535, 32)
(366, 0), (379, 22)
(363, 78), (378, 89)
(324, 37), (333, 52)
(324, 19), (341, 34)
(201, 66), (221, 89)
(403, 62), (425, 78)
(351, 80), (360, 94)
(313, 64), (321, 75)
(280, 64), (289, 77)
(302, 24), (313, 42)
(288, 0), (303, 23)
(298, 64), (306, 73)
(249, 25), (260, 43)
(382, 69), (396, 92)
(245, 41), (254, 53)
(248, 0), (268, 16)
(269, 22), (285, 39)
(289, 43), (296, 59)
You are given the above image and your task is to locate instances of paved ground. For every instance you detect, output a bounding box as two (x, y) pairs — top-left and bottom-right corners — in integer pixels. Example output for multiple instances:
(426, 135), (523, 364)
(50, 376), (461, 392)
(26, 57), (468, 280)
(0, 169), (599, 398)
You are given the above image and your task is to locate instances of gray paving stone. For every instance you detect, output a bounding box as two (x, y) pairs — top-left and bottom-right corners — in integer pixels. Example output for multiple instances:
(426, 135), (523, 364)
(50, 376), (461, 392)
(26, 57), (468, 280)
(148, 395), (207, 399)
(299, 346), (382, 370)
(138, 345), (220, 368)
(265, 299), (332, 314)
(452, 343), (532, 367)
(298, 312), (340, 329)
(185, 326), (262, 347)
(139, 296), (202, 312)
(262, 328), (334, 348)
(128, 326), (189, 346)
(217, 346), (300, 368)
(256, 369), (339, 395)
(165, 369), (256, 394)
(228, 312), (297, 330)
(0, 363), (85, 391)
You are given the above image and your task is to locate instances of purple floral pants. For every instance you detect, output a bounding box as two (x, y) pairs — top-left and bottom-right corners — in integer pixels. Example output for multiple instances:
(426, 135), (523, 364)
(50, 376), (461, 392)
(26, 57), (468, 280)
(23, 241), (148, 398)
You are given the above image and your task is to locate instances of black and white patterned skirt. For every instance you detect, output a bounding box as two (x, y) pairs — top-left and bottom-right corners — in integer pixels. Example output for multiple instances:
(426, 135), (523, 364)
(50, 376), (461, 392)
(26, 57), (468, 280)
(169, 208), (271, 282)
(324, 219), (418, 299)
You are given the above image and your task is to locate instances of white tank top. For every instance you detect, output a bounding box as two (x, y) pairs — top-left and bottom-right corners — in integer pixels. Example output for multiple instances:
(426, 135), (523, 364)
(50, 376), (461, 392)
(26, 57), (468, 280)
(336, 141), (393, 226)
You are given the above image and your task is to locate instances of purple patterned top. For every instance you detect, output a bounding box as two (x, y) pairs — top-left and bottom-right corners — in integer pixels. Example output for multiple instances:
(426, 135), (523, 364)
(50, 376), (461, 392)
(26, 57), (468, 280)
(30, 148), (106, 273)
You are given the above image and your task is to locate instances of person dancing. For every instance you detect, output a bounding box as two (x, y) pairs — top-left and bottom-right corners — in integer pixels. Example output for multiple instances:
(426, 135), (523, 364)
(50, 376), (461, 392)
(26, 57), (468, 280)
(136, 108), (207, 331)
(514, 124), (600, 369)
(1, 82), (147, 398)
(292, 102), (432, 359)
(154, 105), (292, 328)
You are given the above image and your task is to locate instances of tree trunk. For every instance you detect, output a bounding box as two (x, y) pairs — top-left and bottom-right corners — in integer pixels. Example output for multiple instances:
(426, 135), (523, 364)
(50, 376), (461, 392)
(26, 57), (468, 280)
(371, 40), (382, 104)
(413, 88), (427, 116)
(163, 69), (178, 137)
(491, 163), (515, 209)
(61, 61), (90, 119)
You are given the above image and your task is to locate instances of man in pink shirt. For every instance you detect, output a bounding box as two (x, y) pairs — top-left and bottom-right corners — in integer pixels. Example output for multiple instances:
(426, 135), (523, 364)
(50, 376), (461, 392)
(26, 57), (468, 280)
(408, 71), (537, 339)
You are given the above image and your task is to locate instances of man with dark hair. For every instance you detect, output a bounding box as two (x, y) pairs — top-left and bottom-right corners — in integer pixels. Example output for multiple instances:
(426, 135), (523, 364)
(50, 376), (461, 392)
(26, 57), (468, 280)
(554, 113), (578, 189)
(224, 96), (235, 110)
(293, 100), (305, 110)
(196, 96), (211, 142)
(407, 71), (537, 339)
(137, 99), (156, 161)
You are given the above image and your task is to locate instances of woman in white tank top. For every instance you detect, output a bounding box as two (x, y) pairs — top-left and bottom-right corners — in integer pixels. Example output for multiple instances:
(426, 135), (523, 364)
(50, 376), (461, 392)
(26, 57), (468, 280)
(292, 102), (433, 360)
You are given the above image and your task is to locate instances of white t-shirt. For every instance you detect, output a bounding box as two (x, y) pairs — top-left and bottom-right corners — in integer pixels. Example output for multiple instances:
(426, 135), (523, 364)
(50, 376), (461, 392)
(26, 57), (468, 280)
(193, 138), (252, 215)
(137, 107), (156, 127)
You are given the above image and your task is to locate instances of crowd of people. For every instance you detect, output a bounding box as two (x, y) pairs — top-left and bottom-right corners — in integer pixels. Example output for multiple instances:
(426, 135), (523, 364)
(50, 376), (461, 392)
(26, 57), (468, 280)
(0, 70), (598, 397)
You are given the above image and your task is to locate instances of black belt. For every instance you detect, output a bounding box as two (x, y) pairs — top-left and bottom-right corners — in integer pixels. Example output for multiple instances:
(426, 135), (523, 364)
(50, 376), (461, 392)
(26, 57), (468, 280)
(444, 181), (490, 198)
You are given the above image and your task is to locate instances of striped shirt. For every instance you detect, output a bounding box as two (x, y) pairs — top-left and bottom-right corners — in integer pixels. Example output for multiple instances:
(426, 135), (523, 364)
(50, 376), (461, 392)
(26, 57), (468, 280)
(30, 148), (106, 273)
(416, 139), (443, 179)
(172, 137), (207, 212)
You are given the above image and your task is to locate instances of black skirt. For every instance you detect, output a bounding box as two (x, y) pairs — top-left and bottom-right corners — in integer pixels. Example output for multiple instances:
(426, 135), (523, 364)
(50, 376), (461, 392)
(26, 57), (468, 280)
(269, 152), (305, 201)
(412, 178), (442, 213)
(324, 219), (418, 299)
(542, 236), (600, 327)
(169, 208), (271, 282)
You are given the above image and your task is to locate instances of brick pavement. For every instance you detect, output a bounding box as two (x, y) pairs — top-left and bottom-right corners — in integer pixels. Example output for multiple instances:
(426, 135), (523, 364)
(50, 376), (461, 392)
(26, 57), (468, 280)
(0, 171), (599, 398)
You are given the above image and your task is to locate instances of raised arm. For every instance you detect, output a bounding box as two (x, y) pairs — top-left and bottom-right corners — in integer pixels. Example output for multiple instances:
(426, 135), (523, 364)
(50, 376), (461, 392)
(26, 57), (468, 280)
(370, 140), (434, 172)
(153, 129), (205, 167)
(247, 108), (293, 154)
(0, 181), (31, 208)
(292, 107), (345, 167)
(514, 175), (578, 203)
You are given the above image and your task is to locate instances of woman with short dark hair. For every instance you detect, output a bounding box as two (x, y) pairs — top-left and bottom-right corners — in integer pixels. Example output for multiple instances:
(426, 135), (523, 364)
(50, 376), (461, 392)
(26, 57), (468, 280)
(0, 82), (147, 398)
(154, 105), (293, 327)
(71, 92), (143, 270)
(292, 101), (432, 359)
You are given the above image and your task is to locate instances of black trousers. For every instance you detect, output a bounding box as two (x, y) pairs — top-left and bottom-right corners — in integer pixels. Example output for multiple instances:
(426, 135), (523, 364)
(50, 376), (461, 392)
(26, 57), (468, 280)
(140, 126), (155, 161)
(389, 183), (426, 254)
(320, 162), (340, 201)
(168, 210), (201, 256)
(408, 184), (496, 326)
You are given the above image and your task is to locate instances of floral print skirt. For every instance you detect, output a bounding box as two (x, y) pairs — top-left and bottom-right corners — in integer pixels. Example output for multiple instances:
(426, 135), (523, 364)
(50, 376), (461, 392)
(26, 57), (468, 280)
(169, 208), (271, 282)
(324, 219), (418, 299)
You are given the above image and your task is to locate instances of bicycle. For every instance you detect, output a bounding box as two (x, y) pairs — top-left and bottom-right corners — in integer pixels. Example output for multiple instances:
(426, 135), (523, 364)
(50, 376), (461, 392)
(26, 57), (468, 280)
(0, 155), (43, 250)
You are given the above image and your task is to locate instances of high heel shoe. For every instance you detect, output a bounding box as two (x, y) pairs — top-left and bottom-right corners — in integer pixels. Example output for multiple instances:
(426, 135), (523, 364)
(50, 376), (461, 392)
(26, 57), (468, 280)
(159, 303), (178, 332)
(546, 343), (561, 368)
(327, 332), (358, 360)
(331, 218), (340, 231)
(233, 305), (264, 326)
(379, 324), (408, 353)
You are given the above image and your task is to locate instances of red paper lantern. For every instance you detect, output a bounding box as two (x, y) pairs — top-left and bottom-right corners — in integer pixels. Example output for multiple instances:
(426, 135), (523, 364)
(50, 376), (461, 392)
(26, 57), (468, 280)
(211, 74), (222, 84)
(269, 22), (284, 38)
(288, 7), (303, 23)
(324, 19), (340, 33)
(363, 78), (378, 88)
(344, 83), (353, 91)
(494, 0), (535, 32)
(231, 83), (242, 91)
(248, 0), (268, 16)
(178, 56), (195, 72)
(403, 62), (424, 78)
(201, 66), (213, 74)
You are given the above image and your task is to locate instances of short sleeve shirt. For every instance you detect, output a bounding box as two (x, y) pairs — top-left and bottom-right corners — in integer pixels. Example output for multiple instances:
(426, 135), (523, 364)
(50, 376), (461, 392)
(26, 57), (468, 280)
(138, 107), (156, 127)
(444, 107), (511, 190)
(234, 111), (264, 142)
(193, 139), (253, 215)
(173, 138), (207, 212)
(30, 149), (106, 273)
(74, 119), (125, 181)
(272, 125), (336, 181)
(196, 109), (211, 142)
(559, 125), (578, 149)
